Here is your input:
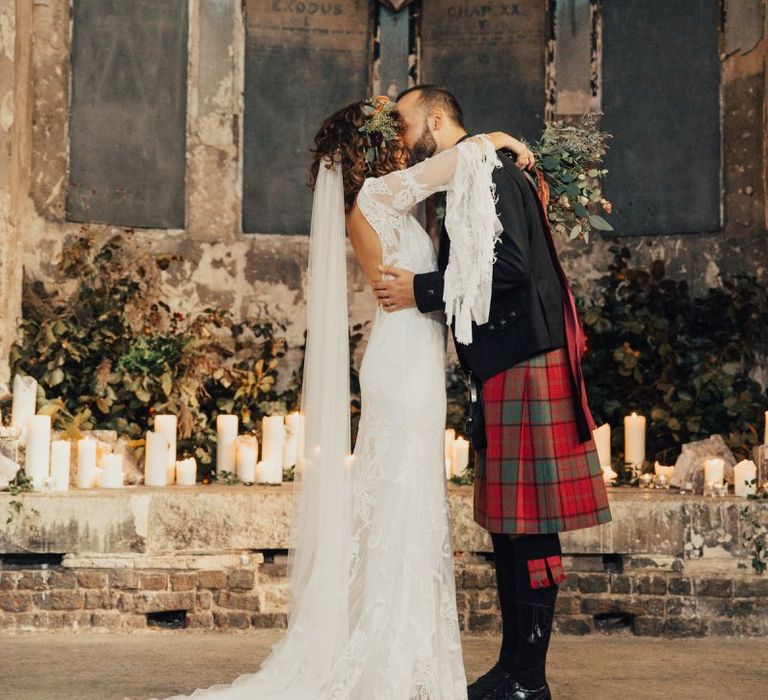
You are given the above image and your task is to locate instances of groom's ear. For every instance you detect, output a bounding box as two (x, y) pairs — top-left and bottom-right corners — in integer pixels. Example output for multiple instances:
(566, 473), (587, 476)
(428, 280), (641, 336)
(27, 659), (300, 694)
(429, 109), (444, 132)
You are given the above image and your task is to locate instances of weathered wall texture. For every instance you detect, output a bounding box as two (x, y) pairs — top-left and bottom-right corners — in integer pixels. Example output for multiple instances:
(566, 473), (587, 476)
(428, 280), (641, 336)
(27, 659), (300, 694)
(555, 0), (768, 303)
(0, 0), (766, 384)
(0, 0), (28, 390)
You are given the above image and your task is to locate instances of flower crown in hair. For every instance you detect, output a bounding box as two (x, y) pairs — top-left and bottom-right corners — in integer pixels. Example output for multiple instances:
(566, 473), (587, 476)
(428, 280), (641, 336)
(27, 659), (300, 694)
(359, 96), (399, 170)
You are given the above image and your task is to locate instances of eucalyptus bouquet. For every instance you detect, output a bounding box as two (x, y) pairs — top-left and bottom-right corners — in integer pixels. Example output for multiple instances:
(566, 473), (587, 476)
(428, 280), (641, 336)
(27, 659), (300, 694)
(529, 113), (613, 242)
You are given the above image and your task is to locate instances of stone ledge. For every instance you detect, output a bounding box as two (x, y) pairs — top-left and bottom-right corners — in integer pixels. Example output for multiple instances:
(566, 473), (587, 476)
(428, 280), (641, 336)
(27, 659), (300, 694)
(1, 485), (764, 563)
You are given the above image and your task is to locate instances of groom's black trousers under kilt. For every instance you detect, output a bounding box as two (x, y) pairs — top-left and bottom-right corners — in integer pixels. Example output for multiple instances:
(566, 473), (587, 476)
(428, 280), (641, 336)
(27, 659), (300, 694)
(491, 532), (562, 689)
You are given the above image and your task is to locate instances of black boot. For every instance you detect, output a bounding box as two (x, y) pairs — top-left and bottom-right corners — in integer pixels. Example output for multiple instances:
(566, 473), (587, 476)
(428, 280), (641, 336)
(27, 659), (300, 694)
(467, 534), (520, 700)
(496, 679), (552, 699)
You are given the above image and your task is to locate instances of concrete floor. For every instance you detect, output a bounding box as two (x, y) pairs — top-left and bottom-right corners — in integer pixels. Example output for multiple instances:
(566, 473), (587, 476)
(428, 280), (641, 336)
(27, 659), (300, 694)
(1, 630), (767, 700)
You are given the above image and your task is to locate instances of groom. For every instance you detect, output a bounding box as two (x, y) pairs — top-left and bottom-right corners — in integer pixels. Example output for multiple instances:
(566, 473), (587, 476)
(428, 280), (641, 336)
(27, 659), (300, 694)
(375, 86), (611, 700)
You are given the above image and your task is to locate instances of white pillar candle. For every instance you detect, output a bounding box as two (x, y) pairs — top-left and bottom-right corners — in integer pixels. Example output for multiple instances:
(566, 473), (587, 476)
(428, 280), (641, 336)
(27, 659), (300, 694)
(25, 415), (51, 490)
(445, 457), (452, 480)
(238, 460), (256, 484)
(704, 458), (725, 486)
(154, 414), (177, 482)
(236, 435), (259, 482)
(262, 416), (285, 470)
(734, 460), (757, 498)
(216, 415), (239, 474)
(100, 454), (124, 488)
(624, 413), (646, 465)
(764, 410), (768, 446)
(593, 424), (611, 468)
(444, 428), (456, 461)
(653, 462), (675, 481)
(256, 459), (282, 484)
(175, 457), (198, 486)
(50, 440), (71, 492)
(77, 438), (98, 489)
(451, 437), (470, 478)
(283, 412), (303, 469)
(144, 431), (169, 486)
(10, 375), (37, 435)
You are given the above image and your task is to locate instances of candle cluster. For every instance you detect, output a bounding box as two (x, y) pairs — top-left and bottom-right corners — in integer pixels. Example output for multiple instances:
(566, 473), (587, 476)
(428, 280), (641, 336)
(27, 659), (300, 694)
(215, 412), (304, 485)
(5, 370), (768, 497)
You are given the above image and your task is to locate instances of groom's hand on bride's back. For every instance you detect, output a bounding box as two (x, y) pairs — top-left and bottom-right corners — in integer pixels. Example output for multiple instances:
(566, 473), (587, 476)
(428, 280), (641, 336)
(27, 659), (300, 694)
(373, 266), (416, 312)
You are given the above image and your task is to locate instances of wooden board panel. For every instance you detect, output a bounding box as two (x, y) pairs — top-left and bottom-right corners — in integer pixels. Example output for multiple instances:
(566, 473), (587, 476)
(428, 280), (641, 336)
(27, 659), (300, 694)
(67, 0), (189, 229)
(601, 0), (721, 235)
(420, 0), (547, 142)
(243, 0), (371, 234)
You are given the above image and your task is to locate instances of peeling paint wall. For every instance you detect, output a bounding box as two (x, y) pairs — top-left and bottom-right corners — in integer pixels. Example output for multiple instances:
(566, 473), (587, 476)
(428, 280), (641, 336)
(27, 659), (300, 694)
(555, 0), (768, 299)
(0, 0), (24, 389)
(1, 0), (767, 385)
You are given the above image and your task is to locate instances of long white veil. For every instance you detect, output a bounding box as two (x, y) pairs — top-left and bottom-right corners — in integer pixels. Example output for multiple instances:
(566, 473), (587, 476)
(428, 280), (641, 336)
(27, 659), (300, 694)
(284, 155), (352, 668)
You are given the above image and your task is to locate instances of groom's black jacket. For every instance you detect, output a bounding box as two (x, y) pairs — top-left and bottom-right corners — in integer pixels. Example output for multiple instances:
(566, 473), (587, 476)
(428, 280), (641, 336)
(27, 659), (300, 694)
(414, 148), (566, 381)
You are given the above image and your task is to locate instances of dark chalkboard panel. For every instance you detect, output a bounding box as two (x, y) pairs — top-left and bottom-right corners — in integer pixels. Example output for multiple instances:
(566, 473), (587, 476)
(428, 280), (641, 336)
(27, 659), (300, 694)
(67, 0), (189, 229)
(601, 0), (720, 235)
(243, 1), (372, 234)
(420, 0), (547, 143)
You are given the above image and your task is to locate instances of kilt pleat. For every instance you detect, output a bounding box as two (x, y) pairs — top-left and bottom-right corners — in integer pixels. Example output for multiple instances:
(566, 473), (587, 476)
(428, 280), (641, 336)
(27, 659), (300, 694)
(474, 347), (612, 534)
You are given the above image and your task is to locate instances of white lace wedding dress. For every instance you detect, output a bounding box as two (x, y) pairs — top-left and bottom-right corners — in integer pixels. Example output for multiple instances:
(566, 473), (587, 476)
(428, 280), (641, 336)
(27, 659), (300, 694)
(165, 136), (500, 700)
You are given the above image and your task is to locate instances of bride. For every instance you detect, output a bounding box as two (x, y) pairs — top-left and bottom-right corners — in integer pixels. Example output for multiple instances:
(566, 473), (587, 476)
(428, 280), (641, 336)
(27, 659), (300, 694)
(166, 99), (530, 699)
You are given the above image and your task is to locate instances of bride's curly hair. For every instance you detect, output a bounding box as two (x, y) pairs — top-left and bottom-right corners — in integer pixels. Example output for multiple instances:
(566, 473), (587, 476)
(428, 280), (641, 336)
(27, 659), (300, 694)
(309, 101), (409, 213)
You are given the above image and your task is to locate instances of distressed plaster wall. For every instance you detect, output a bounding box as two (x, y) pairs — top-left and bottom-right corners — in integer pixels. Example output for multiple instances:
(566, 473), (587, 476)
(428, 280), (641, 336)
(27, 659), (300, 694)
(555, 0), (768, 303)
(0, 0), (27, 390)
(1, 0), (766, 385)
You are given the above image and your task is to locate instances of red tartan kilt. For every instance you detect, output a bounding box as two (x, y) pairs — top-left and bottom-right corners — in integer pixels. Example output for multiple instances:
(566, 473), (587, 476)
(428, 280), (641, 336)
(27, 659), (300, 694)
(474, 347), (612, 535)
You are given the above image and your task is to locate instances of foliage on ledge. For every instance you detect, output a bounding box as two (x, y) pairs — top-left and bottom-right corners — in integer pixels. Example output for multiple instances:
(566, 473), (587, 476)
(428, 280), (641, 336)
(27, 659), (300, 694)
(581, 246), (768, 463)
(5, 230), (301, 469)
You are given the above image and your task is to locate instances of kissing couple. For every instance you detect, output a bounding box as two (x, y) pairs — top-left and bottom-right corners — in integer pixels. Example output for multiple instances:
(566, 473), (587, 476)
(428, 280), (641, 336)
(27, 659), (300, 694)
(167, 86), (611, 700)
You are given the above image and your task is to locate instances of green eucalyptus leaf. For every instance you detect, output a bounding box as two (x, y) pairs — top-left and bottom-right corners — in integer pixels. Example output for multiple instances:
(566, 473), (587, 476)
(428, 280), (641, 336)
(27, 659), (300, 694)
(588, 214), (614, 231)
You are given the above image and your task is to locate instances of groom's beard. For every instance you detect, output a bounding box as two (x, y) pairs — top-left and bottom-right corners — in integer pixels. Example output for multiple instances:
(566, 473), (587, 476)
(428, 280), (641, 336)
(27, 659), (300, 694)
(411, 127), (437, 163)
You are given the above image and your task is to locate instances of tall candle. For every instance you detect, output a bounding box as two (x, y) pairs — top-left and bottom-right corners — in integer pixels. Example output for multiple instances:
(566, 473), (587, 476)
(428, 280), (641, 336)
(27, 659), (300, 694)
(236, 435), (259, 482)
(445, 457), (452, 480)
(704, 458), (725, 486)
(764, 411), (768, 446)
(100, 454), (124, 488)
(444, 429), (456, 461)
(451, 437), (469, 478)
(734, 460), (757, 497)
(175, 457), (197, 486)
(10, 375), (38, 434)
(593, 424), (611, 468)
(256, 459), (282, 485)
(25, 415), (51, 490)
(144, 431), (169, 486)
(154, 414), (177, 483)
(216, 415), (238, 474)
(262, 416), (285, 469)
(50, 440), (71, 492)
(283, 412), (303, 469)
(624, 413), (646, 465)
(77, 438), (98, 489)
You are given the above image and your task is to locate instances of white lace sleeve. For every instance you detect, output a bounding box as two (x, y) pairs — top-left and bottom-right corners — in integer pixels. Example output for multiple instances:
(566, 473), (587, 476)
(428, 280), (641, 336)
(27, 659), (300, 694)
(356, 135), (502, 343)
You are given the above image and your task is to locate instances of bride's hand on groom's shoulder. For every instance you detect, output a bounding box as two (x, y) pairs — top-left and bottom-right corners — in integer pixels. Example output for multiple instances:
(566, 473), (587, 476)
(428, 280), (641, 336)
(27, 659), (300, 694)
(485, 132), (535, 170)
(372, 266), (416, 313)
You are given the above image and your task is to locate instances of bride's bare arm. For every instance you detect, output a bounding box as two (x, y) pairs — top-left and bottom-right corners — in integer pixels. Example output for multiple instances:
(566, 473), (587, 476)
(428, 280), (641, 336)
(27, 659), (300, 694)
(486, 132), (535, 169)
